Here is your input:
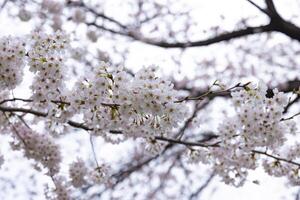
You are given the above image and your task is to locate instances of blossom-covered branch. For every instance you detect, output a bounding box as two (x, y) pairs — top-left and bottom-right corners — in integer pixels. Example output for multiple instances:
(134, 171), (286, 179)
(0, 27), (299, 199)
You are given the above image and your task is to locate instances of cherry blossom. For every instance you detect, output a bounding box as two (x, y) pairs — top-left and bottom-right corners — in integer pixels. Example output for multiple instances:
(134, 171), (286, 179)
(0, 32), (299, 198)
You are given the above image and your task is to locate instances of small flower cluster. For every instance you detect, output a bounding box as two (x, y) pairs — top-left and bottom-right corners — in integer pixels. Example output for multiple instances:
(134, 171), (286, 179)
(187, 82), (298, 186)
(185, 148), (210, 164)
(262, 142), (300, 186)
(18, 8), (32, 22)
(0, 36), (26, 90)
(230, 84), (291, 149)
(69, 158), (109, 188)
(45, 160), (109, 199)
(144, 137), (167, 155)
(89, 164), (110, 184)
(71, 9), (86, 24)
(69, 158), (88, 188)
(17, 0), (64, 30)
(41, 0), (64, 30)
(28, 31), (69, 103)
(45, 176), (73, 200)
(11, 123), (61, 175)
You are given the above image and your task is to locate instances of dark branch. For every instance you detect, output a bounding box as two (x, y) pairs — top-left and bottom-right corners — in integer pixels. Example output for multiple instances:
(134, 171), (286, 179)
(284, 95), (300, 113)
(67, 1), (127, 29)
(131, 25), (274, 48)
(181, 79), (300, 100)
(155, 136), (218, 147)
(252, 150), (300, 167)
(246, 0), (270, 16)
(0, 105), (216, 148)
(175, 82), (251, 103)
(0, 106), (47, 117)
(80, 0), (300, 49)
(265, 0), (281, 18)
(189, 173), (215, 200)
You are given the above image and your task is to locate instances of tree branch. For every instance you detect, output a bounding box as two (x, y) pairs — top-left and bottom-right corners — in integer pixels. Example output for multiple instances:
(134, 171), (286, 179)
(189, 172), (215, 200)
(129, 25), (274, 48)
(0, 106), (47, 117)
(67, 1), (127, 29)
(246, 0), (270, 16)
(0, 106), (217, 147)
(284, 95), (300, 113)
(252, 150), (300, 167)
(265, 0), (281, 18)
(2, 104), (300, 176)
(78, 0), (300, 48)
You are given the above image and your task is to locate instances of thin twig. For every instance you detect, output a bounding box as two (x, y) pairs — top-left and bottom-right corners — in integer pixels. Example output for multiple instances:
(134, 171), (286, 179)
(90, 135), (100, 167)
(175, 82), (251, 103)
(281, 111), (300, 121)
(189, 172), (215, 200)
(252, 150), (300, 167)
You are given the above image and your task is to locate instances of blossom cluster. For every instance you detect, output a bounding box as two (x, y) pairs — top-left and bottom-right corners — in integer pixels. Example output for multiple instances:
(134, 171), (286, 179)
(68, 158), (109, 188)
(10, 123), (61, 175)
(69, 158), (88, 188)
(17, 0), (65, 29)
(68, 64), (188, 147)
(28, 31), (69, 103)
(41, 0), (64, 30)
(45, 176), (73, 200)
(187, 82), (298, 186)
(9, 123), (110, 199)
(0, 36), (26, 90)
(17, 0), (98, 42)
(262, 142), (300, 186)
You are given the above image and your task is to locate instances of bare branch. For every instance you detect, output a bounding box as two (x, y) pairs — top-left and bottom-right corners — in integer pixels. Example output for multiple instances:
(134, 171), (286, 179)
(67, 1), (127, 29)
(189, 172), (215, 200)
(66, 0), (300, 49)
(284, 95), (300, 113)
(246, 0), (270, 16)
(175, 82), (251, 103)
(265, 0), (281, 18)
(0, 106), (47, 117)
(131, 25), (274, 48)
(252, 150), (300, 167)
(281, 111), (300, 121)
